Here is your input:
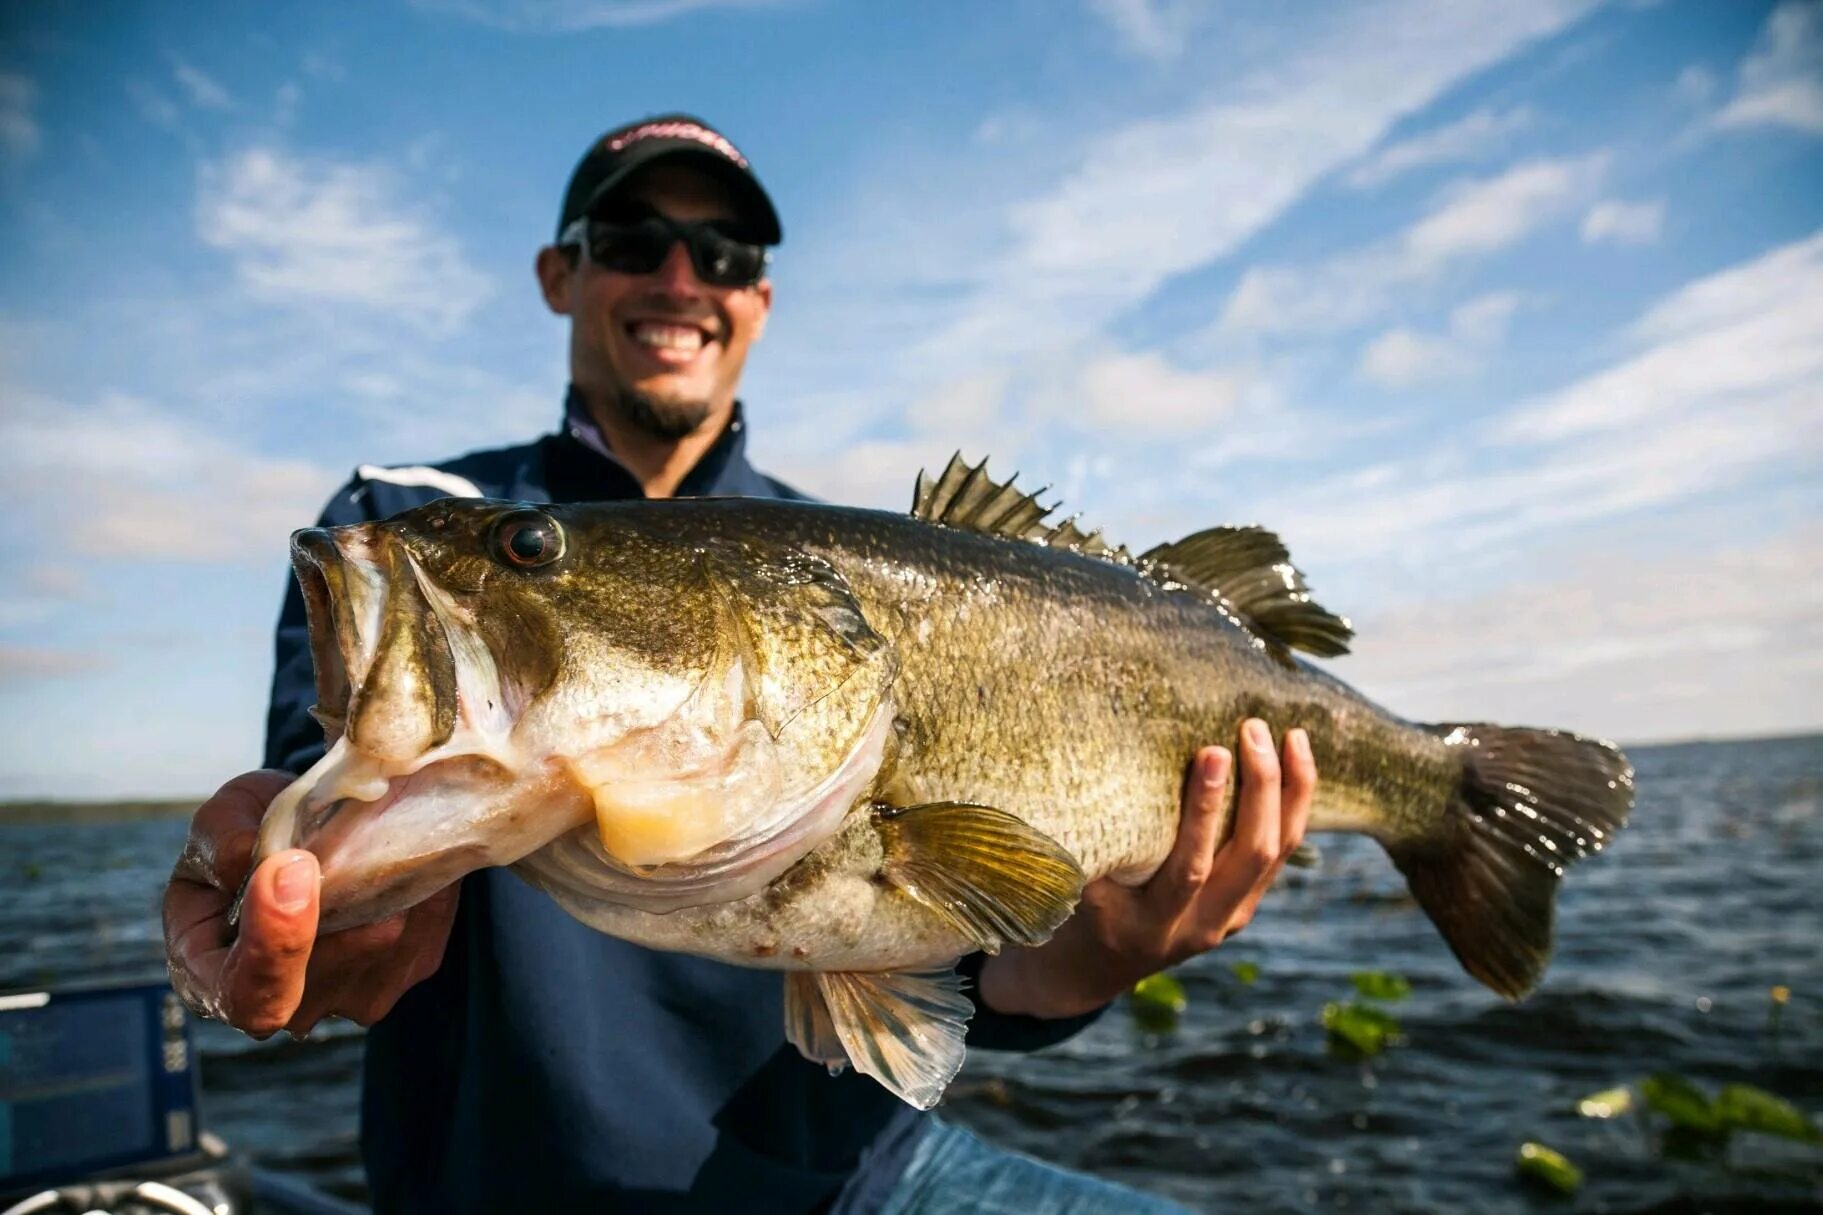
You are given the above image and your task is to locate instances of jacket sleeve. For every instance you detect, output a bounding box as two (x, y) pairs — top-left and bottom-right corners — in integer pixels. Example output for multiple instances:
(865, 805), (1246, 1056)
(954, 950), (1109, 1051)
(262, 479), (375, 776)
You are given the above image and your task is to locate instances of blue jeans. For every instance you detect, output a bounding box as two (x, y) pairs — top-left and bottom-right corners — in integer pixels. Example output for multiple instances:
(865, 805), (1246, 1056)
(875, 1119), (1192, 1214)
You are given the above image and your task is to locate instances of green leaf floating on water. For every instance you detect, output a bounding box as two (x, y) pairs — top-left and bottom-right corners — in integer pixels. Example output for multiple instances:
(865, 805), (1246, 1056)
(1575, 1085), (1634, 1119)
(1129, 972), (1187, 1031)
(1715, 1083), (1822, 1142)
(1641, 1072), (1723, 1133)
(1515, 1142), (1582, 1195)
(1348, 970), (1412, 1002)
(1321, 1001), (1401, 1056)
(1230, 961), (1260, 986)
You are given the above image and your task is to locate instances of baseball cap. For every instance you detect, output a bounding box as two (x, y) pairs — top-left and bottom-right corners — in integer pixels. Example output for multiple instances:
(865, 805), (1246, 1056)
(556, 114), (783, 246)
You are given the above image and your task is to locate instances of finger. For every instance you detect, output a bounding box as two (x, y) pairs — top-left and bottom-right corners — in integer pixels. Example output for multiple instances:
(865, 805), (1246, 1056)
(1144, 747), (1232, 917)
(222, 849), (320, 1037)
(1223, 719), (1282, 878)
(1279, 728), (1316, 854)
(171, 770), (295, 889)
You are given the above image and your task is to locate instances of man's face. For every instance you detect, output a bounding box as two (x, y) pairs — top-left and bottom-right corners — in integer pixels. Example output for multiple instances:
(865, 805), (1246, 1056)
(539, 164), (772, 439)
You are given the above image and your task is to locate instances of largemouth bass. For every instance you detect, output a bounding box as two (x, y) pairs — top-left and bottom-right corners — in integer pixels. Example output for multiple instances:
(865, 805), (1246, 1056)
(249, 456), (1633, 1107)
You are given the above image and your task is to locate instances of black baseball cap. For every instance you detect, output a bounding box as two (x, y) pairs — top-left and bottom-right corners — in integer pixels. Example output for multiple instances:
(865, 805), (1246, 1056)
(556, 114), (782, 245)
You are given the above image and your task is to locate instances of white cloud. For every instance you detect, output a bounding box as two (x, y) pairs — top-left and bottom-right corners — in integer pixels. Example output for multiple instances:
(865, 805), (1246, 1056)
(1580, 198), (1665, 246)
(0, 390), (340, 563)
(904, 1), (1599, 370)
(1077, 350), (1245, 431)
(172, 61), (233, 110)
(1405, 155), (1605, 262)
(1506, 229), (1823, 440)
(1085, 0), (1199, 62)
(126, 80), (183, 133)
(410, 0), (792, 30)
(1224, 155), (1604, 336)
(196, 147), (492, 336)
(1714, 1), (1823, 135)
(1358, 328), (1470, 387)
(1675, 64), (1716, 105)
(1357, 291), (1523, 387)
(1346, 106), (1533, 189)
(1341, 527), (1823, 743)
(0, 73), (41, 161)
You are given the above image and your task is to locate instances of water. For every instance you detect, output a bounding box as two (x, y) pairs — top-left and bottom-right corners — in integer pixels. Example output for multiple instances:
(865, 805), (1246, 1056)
(3, 735), (1820, 1211)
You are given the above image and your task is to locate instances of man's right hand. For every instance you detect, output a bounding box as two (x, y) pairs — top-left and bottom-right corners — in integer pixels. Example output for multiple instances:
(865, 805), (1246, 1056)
(163, 769), (460, 1038)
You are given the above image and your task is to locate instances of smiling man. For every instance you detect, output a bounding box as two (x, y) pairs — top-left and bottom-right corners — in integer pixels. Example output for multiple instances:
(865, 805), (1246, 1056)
(164, 114), (1316, 1214)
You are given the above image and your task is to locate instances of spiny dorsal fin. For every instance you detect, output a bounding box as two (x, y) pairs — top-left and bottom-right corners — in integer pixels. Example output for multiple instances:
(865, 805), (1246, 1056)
(1140, 526), (1353, 663)
(912, 454), (1132, 563)
(911, 456), (1351, 663)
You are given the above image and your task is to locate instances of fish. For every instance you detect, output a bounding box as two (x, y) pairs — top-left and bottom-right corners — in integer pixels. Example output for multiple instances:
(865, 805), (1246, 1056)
(249, 455), (1634, 1107)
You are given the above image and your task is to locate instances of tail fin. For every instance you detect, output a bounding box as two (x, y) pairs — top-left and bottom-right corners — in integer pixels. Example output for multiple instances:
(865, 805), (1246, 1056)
(1388, 724), (1634, 1000)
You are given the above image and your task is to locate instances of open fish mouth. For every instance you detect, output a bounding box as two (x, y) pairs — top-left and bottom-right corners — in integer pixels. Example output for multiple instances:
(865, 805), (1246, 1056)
(292, 528), (365, 746)
(256, 524), (593, 931)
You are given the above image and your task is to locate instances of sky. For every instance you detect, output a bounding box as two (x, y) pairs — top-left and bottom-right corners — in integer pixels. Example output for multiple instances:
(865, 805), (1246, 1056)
(0, 0), (1819, 798)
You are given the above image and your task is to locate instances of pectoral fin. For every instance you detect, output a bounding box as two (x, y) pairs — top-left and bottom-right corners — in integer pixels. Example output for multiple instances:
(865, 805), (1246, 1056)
(789, 968), (973, 1109)
(877, 801), (1085, 950)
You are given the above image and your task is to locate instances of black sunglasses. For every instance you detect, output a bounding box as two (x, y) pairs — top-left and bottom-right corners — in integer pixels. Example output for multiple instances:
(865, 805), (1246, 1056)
(558, 215), (769, 288)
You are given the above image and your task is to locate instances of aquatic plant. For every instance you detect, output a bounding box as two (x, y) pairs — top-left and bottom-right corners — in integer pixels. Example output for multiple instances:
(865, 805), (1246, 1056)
(1515, 1142), (1582, 1195)
(1129, 972), (1188, 1031)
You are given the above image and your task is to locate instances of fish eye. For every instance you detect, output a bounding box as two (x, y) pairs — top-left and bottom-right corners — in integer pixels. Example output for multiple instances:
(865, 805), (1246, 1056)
(492, 510), (565, 569)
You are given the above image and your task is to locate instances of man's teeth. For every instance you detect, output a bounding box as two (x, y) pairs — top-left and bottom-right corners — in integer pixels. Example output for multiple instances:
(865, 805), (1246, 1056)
(631, 322), (706, 352)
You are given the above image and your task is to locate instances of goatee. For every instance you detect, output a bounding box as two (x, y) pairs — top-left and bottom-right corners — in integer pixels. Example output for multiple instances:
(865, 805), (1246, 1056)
(615, 389), (713, 441)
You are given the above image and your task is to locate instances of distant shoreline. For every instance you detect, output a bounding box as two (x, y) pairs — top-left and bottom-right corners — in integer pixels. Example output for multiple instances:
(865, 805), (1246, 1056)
(0, 799), (200, 824)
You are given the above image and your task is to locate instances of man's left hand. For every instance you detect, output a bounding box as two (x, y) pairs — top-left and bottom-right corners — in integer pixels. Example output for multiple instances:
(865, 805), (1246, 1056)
(976, 718), (1315, 1019)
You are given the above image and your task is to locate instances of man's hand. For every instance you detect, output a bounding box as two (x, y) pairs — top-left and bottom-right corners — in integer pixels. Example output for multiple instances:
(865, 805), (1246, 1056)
(977, 718), (1315, 1019)
(163, 769), (459, 1038)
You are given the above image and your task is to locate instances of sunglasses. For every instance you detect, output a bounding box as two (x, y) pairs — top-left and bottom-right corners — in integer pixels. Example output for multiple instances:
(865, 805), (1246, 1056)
(558, 215), (770, 288)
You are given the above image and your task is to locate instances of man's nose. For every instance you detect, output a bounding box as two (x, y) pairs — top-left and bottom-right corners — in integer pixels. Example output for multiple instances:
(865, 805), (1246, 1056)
(650, 239), (704, 294)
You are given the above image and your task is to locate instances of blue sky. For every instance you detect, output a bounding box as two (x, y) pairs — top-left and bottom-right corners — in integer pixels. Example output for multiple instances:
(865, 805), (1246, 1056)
(0, 0), (1818, 798)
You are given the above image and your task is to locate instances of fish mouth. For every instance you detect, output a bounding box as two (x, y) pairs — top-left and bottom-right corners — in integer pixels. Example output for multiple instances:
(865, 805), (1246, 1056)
(292, 528), (363, 745)
(259, 524), (589, 932)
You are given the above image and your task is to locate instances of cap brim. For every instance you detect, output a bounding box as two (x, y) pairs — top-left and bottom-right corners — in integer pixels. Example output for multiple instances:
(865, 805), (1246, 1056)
(581, 144), (782, 246)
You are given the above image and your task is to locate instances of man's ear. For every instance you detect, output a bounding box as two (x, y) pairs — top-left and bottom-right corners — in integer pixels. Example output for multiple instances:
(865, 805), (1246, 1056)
(752, 278), (773, 341)
(535, 246), (574, 316)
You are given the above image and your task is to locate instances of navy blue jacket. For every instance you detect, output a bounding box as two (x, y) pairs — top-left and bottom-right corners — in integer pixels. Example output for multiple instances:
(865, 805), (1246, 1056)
(263, 398), (1101, 1213)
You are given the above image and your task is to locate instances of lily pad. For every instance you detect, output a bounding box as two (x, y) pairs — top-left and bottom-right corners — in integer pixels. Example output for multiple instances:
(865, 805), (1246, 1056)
(1641, 1073), (1722, 1133)
(1229, 961), (1260, 986)
(1515, 1142), (1582, 1195)
(1715, 1083), (1822, 1143)
(1130, 973), (1187, 1031)
(1349, 970), (1412, 1002)
(1575, 1086), (1634, 1119)
(1322, 1001), (1401, 1056)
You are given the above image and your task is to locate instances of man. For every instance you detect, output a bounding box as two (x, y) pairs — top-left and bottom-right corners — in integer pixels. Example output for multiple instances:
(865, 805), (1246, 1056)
(164, 115), (1317, 1213)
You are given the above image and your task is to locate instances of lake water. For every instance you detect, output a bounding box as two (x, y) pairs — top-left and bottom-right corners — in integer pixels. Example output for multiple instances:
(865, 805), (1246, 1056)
(3, 734), (1819, 1212)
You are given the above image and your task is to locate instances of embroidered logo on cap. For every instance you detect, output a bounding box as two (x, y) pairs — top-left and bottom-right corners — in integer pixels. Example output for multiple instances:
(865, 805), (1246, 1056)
(604, 121), (749, 168)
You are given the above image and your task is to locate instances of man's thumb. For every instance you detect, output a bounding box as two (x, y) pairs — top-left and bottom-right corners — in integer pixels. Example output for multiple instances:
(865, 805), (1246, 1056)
(226, 849), (320, 1037)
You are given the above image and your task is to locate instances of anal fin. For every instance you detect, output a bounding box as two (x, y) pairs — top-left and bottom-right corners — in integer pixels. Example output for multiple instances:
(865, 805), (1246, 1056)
(877, 801), (1085, 951)
(783, 972), (848, 1075)
(795, 968), (973, 1108)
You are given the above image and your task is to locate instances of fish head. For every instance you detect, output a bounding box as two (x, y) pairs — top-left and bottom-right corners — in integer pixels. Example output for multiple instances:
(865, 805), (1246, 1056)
(258, 497), (896, 931)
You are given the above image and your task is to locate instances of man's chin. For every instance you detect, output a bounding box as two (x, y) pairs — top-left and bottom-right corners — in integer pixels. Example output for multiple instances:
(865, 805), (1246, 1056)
(615, 386), (716, 442)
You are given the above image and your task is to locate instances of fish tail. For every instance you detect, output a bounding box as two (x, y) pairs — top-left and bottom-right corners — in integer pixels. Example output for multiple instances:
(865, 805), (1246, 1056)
(1386, 724), (1634, 1000)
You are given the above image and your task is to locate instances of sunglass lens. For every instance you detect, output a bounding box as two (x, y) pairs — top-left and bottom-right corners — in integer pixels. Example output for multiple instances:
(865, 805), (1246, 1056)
(691, 231), (766, 286)
(588, 221), (672, 275)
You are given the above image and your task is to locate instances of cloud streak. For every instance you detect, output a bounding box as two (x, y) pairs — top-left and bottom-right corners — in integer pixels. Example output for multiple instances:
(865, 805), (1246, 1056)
(196, 147), (492, 336)
(1714, 2), (1823, 136)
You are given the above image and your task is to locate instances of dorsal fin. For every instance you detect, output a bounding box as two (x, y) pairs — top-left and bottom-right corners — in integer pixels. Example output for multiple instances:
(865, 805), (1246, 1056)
(912, 454), (1131, 562)
(1140, 526), (1353, 663)
(911, 455), (1351, 663)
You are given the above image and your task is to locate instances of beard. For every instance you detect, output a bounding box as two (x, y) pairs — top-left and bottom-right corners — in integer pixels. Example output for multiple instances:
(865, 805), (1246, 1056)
(612, 386), (714, 441)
